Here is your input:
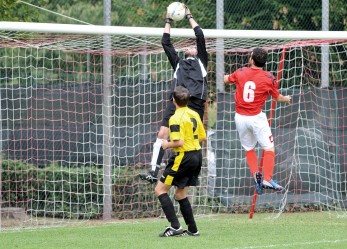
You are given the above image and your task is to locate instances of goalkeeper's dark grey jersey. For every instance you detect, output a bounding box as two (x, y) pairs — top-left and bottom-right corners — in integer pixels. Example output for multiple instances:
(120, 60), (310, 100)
(161, 26), (208, 101)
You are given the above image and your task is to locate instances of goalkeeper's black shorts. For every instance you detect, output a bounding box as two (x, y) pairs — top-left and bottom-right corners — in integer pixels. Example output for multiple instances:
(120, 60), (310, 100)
(160, 150), (202, 189)
(161, 97), (205, 128)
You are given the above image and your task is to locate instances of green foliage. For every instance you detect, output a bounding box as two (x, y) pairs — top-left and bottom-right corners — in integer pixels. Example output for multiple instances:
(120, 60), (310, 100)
(271, 0), (322, 30)
(39, 1), (104, 25)
(1, 0), (347, 31)
(1, 160), (37, 208)
(330, 0), (347, 31)
(0, 0), (45, 22)
(224, 0), (322, 30)
(1, 160), (158, 219)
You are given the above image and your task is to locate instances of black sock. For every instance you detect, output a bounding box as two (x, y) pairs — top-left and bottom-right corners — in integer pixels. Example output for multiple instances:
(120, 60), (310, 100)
(158, 193), (180, 229)
(153, 166), (160, 176)
(178, 197), (197, 233)
(156, 147), (165, 165)
(153, 147), (165, 176)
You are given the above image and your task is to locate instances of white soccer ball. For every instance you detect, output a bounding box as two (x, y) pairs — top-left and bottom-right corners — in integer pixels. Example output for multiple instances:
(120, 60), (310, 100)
(167, 2), (186, 21)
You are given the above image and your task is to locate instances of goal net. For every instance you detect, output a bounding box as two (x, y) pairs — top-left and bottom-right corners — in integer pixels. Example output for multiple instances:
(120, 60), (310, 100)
(0, 22), (346, 230)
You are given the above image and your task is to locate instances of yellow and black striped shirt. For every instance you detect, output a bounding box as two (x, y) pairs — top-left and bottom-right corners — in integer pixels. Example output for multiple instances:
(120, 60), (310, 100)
(169, 106), (206, 153)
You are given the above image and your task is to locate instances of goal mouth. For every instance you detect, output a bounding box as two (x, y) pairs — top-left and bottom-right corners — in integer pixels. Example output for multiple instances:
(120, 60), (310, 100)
(1, 22), (347, 229)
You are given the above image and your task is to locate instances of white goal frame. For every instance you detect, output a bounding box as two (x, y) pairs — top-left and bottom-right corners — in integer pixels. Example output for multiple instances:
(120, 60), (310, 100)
(1, 21), (347, 227)
(2, 21), (347, 39)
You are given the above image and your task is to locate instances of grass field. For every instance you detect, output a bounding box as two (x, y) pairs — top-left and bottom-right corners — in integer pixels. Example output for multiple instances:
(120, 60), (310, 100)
(1, 212), (346, 249)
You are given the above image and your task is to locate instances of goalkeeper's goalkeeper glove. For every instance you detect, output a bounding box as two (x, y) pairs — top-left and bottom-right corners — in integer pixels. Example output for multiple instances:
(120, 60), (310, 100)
(183, 3), (193, 20)
(165, 8), (173, 24)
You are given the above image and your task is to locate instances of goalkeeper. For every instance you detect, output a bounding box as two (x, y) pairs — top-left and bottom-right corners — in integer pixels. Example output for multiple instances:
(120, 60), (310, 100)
(155, 86), (206, 237)
(224, 48), (291, 194)
(139, 4), (208, 184)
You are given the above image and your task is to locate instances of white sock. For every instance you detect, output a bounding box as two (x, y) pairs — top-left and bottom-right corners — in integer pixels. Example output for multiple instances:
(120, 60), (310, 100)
(150, 138), (162, 171)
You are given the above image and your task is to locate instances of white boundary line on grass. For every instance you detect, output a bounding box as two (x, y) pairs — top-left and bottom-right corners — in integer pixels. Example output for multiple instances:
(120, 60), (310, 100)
(232, 238), (347, 249)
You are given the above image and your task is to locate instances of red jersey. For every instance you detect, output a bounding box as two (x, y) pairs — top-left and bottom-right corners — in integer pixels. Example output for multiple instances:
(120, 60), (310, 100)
(227, 67), (280, 116)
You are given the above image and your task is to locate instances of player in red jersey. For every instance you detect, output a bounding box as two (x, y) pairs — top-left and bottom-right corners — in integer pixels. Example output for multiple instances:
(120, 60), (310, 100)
(224, 47), (291, 194)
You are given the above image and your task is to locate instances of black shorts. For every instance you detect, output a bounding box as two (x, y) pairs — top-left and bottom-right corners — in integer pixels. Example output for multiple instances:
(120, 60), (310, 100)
(160, 150), (202, 189)
(161, 97), (205, 128)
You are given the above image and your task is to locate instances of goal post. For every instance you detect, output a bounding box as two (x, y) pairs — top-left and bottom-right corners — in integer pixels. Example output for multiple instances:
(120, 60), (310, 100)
(0, 21), (347, 230)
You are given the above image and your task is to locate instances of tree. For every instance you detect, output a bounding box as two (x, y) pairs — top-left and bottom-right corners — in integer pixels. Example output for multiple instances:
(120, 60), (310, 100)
(330, 0), (347, 31)
(2, 0), (346, 31)
(37, 0), (103, 25)
(223, 0), (346, 31)
(34, 0), (216, 28)
(0, 0), (44, 22)
(224, 0), (323, 30)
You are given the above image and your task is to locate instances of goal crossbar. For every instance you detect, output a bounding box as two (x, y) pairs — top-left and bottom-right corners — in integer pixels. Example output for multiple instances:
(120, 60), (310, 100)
(1, 21), (347, 39)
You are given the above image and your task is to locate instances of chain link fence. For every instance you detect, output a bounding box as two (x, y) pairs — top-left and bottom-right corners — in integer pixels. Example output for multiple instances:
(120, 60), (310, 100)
(108, 0), (341, 31)
(22, 0), (346, 31)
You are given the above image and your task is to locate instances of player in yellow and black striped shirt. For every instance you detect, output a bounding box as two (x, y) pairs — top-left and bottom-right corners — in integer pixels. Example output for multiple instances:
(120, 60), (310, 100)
(154, 86), (206, 237)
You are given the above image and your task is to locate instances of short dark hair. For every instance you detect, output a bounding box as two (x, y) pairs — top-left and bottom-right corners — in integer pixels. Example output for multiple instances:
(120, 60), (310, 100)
(173, 86), (190, 107)
(251, 48), (268, 67)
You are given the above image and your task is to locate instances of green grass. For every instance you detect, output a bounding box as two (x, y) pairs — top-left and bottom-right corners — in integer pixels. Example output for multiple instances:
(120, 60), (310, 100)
(1, 212), (346, 249)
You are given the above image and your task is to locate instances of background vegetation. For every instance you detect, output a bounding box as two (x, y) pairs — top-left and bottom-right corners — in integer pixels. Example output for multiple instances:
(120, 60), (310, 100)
(1, 0), (346, 31)
(1, 160), (159, 219)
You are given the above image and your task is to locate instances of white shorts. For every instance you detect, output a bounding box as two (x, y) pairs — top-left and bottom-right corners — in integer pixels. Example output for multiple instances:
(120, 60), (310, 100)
(235, 112), (274, 151)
